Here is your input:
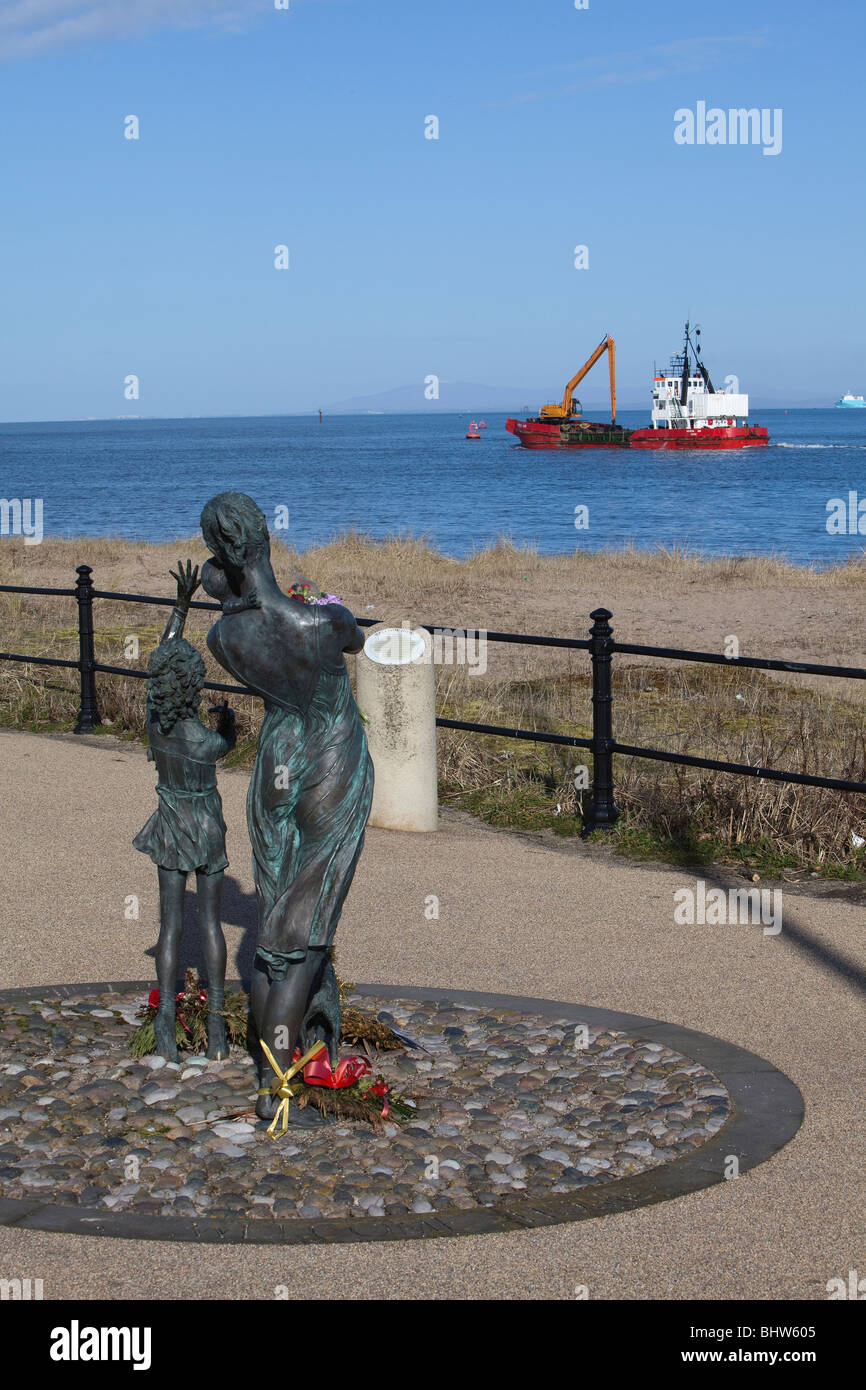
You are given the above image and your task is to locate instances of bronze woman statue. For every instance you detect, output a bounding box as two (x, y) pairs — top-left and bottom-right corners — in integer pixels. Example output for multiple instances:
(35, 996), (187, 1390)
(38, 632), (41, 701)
(133, 561), (236, 1062)
(199, 493), (373, 1127)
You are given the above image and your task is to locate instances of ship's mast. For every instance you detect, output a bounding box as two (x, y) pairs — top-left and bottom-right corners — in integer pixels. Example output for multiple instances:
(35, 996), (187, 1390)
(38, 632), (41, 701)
(680, 321), (690, 404)
(687, 323), (716, 394)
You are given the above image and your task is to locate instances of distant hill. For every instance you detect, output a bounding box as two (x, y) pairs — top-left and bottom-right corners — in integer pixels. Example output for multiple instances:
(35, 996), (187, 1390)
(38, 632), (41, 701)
(318, 383), (608, 414)
(323, 382), (551, 414)
(321, 382), (827, 414)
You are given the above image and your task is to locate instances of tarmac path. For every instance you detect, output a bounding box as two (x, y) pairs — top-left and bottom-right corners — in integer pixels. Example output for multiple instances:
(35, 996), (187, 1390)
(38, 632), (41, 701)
(0, 729), (862, 1300)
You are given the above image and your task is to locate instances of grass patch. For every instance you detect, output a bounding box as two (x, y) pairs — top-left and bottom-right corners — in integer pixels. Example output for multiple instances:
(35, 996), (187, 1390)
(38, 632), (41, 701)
(448, 784), (583, 838)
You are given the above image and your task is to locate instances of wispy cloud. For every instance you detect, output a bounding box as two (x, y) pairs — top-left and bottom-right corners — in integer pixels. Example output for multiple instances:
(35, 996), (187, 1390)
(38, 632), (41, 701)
(0, 0), (267, 61)
(493, 36), (769, 107)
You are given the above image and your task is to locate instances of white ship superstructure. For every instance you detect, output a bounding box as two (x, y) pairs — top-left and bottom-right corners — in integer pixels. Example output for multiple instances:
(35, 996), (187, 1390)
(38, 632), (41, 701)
(650, 324), (749, 431)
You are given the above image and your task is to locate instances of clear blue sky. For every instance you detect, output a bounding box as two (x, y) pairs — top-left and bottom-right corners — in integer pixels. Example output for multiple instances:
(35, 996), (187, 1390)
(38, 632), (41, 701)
(0, 0), (863, 420)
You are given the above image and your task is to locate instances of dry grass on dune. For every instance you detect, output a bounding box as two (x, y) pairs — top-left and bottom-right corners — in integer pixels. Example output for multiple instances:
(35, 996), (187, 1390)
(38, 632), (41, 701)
(5, 528), (866, 601)
(2, 533), (866, 874)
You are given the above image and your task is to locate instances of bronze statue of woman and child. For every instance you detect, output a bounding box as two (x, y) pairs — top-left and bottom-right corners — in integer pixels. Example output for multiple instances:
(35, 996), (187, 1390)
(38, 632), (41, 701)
(133, 492), (373, 1128)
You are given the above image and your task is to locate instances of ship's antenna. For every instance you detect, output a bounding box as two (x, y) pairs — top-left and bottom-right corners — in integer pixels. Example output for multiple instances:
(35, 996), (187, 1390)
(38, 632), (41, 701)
(688, 322), (714, 393)
(681, 318), (690, 404)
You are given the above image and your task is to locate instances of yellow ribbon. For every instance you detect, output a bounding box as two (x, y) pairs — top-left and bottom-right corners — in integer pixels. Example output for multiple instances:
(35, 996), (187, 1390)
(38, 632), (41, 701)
(259, 1038), (327, 1139)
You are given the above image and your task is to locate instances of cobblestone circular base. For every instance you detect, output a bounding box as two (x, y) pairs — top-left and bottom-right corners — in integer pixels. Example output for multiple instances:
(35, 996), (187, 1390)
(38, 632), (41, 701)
(0, 982), (802, 1245)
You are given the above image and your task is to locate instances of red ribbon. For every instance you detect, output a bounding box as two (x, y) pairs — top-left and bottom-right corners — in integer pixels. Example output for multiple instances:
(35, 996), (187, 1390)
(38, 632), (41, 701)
(280, 1048), (394, 1116)
(298, 1049), (372, 1089)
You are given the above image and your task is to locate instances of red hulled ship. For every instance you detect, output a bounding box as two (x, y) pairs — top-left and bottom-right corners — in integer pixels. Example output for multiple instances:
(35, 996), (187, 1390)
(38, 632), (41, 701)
(506, 324), (769, 449)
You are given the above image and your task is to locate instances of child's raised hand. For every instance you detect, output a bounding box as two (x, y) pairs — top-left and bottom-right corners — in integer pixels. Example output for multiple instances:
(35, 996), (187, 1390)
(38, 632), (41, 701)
(170, 559), (201, 608)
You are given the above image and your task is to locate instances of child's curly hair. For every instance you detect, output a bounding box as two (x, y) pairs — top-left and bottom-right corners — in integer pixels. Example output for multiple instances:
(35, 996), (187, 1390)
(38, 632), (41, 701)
(147, 639), (206, 734)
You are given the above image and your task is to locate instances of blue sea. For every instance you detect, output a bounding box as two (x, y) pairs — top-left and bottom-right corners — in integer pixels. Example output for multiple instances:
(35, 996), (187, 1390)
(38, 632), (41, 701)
(2, 409), (865, 565)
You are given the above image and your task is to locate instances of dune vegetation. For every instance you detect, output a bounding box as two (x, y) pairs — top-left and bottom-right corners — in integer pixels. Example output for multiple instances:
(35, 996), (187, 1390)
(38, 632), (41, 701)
(2, 531), (866, 876)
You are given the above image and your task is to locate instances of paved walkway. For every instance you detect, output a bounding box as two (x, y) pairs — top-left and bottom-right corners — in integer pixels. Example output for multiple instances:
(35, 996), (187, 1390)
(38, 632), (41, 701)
(0, 729), (863, 1300)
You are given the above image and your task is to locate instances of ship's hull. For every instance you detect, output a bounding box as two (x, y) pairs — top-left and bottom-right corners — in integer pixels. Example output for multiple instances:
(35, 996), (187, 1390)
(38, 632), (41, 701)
(506, 417), (769, 449)
(836, 399), (866, 408)
(629, 424), (769, 449)
(505, 417), (631, 448)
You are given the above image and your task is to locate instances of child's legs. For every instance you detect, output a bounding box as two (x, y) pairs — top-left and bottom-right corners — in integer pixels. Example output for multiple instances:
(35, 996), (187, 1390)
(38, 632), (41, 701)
(195, 869), (227, 993)
(156, 867), (187, 999)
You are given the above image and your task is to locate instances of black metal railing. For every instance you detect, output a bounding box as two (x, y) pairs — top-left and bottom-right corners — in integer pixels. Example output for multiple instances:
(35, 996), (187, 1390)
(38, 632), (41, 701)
(3, 571), (865, 832)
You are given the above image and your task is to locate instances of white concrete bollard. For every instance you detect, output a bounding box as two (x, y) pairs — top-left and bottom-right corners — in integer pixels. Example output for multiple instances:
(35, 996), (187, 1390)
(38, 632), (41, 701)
(356, 622), (438, 832)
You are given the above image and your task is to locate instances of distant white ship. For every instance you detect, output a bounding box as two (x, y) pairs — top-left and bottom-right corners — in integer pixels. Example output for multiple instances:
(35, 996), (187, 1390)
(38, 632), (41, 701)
(835, 392), (866, 408)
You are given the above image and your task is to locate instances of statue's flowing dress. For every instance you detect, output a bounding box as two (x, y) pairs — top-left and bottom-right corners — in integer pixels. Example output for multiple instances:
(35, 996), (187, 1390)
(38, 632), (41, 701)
(208, 603), (373, 978)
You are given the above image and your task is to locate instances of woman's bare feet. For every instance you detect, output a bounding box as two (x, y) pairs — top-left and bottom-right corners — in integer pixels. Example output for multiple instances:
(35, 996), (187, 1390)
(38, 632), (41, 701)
(255, 1089), (279, 1122)
(286, 1103), (329, 1129)
(255, 1088), (329, 1127)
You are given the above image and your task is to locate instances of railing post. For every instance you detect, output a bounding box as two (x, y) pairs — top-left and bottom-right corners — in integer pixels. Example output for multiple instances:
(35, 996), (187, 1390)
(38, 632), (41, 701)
(73, 564), (100, 733)
(586, 606), (618, 831)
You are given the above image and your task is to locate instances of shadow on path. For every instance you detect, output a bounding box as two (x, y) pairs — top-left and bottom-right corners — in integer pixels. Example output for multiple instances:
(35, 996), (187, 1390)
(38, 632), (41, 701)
(694, 864), (866, 996)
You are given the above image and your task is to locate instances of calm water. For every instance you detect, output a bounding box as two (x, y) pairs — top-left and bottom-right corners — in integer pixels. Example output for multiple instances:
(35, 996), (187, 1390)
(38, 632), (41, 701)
(2, 409), (865, 564)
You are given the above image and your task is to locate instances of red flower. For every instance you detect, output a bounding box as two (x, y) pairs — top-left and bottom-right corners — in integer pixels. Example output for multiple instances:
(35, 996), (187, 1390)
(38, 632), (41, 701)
(368, 1079), (389, 1115)
(148, 989), (160, 1008)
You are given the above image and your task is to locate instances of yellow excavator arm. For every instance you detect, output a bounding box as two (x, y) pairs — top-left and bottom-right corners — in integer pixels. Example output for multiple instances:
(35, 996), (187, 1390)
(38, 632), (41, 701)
(539, 334), (616, 423)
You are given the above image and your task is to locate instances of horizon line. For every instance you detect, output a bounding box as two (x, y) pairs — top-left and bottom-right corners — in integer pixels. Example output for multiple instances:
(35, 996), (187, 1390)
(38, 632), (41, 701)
(0, 404), (838, 426)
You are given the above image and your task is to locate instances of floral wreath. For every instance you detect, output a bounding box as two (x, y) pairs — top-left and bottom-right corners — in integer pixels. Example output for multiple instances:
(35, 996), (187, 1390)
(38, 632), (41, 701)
(288, 583), (342, 606)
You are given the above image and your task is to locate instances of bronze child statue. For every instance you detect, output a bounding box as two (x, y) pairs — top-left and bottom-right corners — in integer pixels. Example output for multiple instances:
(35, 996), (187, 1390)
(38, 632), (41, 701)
(133, 561), (237, 1062)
